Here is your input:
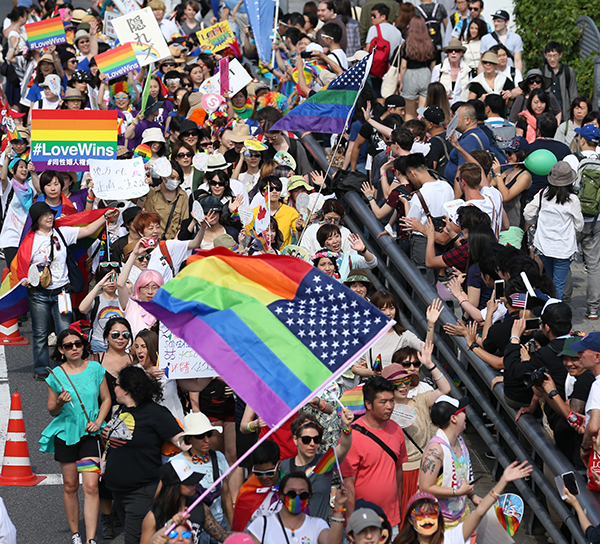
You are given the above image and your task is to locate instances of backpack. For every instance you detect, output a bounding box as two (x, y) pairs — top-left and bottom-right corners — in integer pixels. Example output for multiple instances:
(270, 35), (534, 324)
(574, 153), (600, 218)
(368, 25), (390, 78)
(431, 134), (450, 177)
(416, 4), (443, 50)
(480, 123), (510, 164)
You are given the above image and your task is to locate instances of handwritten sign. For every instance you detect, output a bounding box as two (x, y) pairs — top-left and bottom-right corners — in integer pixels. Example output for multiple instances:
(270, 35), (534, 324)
(88, 157), (149, 200)
(159, 323), (218, 379)
(196, 20), (236, 53)
(112, 7), (170, 66)
(199, 59), (252, 97)
(112, 0), (141, 15)
(104, 8), (121, 39)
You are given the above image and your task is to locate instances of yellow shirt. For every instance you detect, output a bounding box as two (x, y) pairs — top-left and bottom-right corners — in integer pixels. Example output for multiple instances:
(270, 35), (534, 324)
(250, 203), (299, 248)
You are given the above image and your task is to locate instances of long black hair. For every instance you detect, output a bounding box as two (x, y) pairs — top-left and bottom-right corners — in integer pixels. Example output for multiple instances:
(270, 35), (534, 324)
(117, 366), (163, 404)
(545, 184), (574, 206)
(51, 329), (90, 362)
(467, 226), (496, 267)
(151, 482), (185, 528)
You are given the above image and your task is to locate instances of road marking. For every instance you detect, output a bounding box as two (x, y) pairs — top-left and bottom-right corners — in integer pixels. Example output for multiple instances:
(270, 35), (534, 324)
(0, 345), (10, 467)
(37, 474), (83, 485)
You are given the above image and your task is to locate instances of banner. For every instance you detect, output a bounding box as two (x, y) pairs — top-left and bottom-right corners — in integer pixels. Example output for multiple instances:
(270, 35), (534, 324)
(196, 20), (236, 53)
(243, 0), (275, 64)
(112, 7), (170, 66)
(94, 43), (140, 80)
(159, 323), (218, 379)
(31, 110), (118, 172)
(199, 58), (252, 97)
(25, 18), (67, 49)
(88, 157), (149, 200)
(104, 8), (120, 39)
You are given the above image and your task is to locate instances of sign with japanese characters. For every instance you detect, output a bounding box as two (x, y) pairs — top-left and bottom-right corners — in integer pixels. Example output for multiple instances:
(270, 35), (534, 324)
(159, 323), (218, 379)
(112, 7), (170, 66)
(88, 157), (148, 200)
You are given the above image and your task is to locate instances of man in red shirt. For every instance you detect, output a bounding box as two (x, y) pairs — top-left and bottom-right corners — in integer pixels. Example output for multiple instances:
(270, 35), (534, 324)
(341, 377), (408, 538)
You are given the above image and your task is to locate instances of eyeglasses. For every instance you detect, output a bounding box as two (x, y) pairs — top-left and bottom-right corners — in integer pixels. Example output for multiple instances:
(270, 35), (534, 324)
(411, 505), (440, 520)
(447, 49), (462, 53)
(192, 431), (214, 440)
(284, 490), (310, 500)
(181, 132), (198, 139)
(99, 261), (119, 268)
(252, 462), (279, 477)
(177, 152), (193, 158)
(210, 180), (227, 187)
(166, 78), (181, 85)
(400, 360), (421, 369)
(62, 340), (83, 350)
(199, 140), (212, 148)
(324, 217), (341, 225)
(299, 435), (321, 445)
(68, 59), (78, 64)
(168, 530), (192, 539)
(110, 331), (132, 340)
(136, 254), (151, 262)
(114, 93), (129, 100)
(468, 6), (480, 11)
(393, 376), (413, 387)
(140, 283), (160, 292)
(269, 185), (281, 191)
(530, 79), (543, 85)
(248, 152), (262, 158)
(264, 135), (280, 143)
(183, 82), (193, 88)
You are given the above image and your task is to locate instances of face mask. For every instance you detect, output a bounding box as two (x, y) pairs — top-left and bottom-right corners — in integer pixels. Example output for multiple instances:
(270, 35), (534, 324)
(282, 493), (310, 514)
(164, 177), (180, 191)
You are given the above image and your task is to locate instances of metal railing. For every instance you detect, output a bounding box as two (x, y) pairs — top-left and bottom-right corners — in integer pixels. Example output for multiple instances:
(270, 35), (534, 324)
(341, 189), (600, 544)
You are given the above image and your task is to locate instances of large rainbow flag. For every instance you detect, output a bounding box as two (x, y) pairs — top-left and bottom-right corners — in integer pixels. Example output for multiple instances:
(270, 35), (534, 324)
(94, 43), (140, 80)
(25, 18), (66, 49)
(0, 209), (108, 322)
(30, 110), (118, 172)
(143, 248), (392, 427)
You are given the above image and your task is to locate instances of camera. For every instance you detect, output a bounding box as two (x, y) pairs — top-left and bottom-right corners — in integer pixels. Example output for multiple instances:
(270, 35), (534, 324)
(142, 238), (157, 249)
(523, 366), (548, 388)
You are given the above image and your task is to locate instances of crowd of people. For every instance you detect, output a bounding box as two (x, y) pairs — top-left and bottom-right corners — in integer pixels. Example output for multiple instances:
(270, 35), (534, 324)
(1, 0), (600, 543)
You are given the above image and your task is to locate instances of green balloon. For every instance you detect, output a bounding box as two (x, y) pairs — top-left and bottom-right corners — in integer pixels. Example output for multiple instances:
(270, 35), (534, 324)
(524, 149), (558, 176)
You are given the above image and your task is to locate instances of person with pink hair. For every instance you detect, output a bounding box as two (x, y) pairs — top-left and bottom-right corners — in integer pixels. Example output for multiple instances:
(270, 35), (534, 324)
(117, 239), (165, 336)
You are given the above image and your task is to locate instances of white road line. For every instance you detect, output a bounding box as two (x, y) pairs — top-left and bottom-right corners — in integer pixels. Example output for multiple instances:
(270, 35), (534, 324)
(37, 474), (83, 485)
(0, 345), (11, 468)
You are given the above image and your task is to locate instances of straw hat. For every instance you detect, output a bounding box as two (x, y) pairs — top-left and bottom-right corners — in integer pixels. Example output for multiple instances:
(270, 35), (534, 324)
(187, 92), (205, 118)
(443, 39), (467, 53)
(226, 123), (251, 143)
(480, 51), (499, 65)
(63, 88), (83, 101)
(205, 153), (231, 172)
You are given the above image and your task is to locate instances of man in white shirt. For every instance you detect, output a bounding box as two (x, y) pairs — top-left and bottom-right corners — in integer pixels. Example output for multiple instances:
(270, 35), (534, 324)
(365, 3), (402, 61)
(321, 23), (348, 69)
(479, 10), (523, 73)
(149, 0), (180, 42)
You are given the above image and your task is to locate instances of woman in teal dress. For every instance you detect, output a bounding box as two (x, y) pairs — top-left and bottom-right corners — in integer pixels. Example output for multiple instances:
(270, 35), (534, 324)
(40, 329), (111, 544)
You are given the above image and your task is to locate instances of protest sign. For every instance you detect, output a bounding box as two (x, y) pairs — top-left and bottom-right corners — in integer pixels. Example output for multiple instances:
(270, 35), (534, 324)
(88, 157), (148, 200)
(196, 20), (236, 53)
(112, 0), (141, 15)
(199, 59), (252, 97)
(25, 18), (66, 49)
(31, 110), (118, 172)
(95, 43), (140, 80)
(104, 8), (120, 39)
(159, 323), (218, 379)
(219, 57), (229, 97)
(112, 7), (170, 66)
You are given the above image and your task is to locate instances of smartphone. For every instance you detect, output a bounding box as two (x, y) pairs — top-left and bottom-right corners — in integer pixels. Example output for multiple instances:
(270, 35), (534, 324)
(494, 280), (505, 301)
(562, 471), (579, 495)
(110, 272), (117, 282)
(470, 475), (483, 485)
(300, 51), (313, 58)
(525, 318), (541, 331)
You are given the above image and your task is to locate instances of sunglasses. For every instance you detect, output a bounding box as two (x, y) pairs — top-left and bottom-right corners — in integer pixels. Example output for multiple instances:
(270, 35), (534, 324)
(411, 505), (440, 520)
(468, 6), (480, 11)
(482, 61), (496, 66)
(324, 218), (340, 225)
(181, 132), (198, 139)
(447, 49), (462, 53)
(183, 82), (193, 88)
(177, 152), (193, 158)
(400, 360), (421, 368)
(110, 331), (131, 340)
(99, 261), (119, 268)
(252, 462), (279, 477)
(166, 78), (181, 84)
(62, 340), (83, 350)
(248, 152), (261, 158)
(299, 435), (321, 445)
(393, 376), (413, 388)
(530, 79), (543, 85)
(168, 530), (192, 539)
(137, 254), (151, 262)
(284, 490), (310, 500)
(210, 180), (227, 187)
(192, 430), (213, 440)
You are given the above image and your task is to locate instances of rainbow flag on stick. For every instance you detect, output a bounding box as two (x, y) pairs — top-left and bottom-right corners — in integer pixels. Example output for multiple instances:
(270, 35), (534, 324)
(25, 18), (66, 49)
(307, 447), (336, 476)
(338, 386), (366, 415)
(94, 43), (140, 80)
(142, 248), (392, 427)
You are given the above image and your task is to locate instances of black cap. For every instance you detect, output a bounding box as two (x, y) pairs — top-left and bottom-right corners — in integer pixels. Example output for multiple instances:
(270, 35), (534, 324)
(422, 105), (445, 125)
(179, 119), (201, 138)
(144, 95), (163, 116)
(430, 395), (470, 427)
(122, 206), (142, 226)
(200, 195), (223, 213)
(159, 462), (204, 487)
(29, 202), (57, 224)
(385, 95), (406, 108)
(492, 9), (509, 20)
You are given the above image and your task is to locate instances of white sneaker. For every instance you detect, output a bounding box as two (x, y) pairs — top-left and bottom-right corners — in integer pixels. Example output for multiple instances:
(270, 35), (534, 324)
(71, 533), (83, 544)
(48, 332), (57, 346)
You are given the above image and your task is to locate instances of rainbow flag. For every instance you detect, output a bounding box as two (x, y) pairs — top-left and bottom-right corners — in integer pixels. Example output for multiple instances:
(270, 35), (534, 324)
(339, 386), (366, 415)
(142, 248), (392, 427)
(25, 18), (66, 50)
(31, 110), (118, 172)
(271, 52), (373, 134)
(372, 354), (382, 373)
(312, 448), (336, 475)
(495, 507), (520, 536)
(94, 43), (140, 80)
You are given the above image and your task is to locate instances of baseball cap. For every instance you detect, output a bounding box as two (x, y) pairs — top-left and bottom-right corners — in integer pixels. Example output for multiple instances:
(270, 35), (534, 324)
(421, 105), (445, 125)
(159, 461), (204, 487)
(430, 395), (469, 427)
(558, 336), (582, 358)
(347, 508), (382, 534)
(574, 124), (600, 143)
(492, 9), (509, 20)
(385, 95), (406, 108)
(348, 50), (369, 63)
(570, 332), (600, 354)
(504, 136), (529, 152)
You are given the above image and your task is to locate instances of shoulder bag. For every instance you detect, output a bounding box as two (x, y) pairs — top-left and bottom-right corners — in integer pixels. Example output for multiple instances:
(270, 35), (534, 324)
(352, 423), (398, 464)
(381, 47), (401, 99)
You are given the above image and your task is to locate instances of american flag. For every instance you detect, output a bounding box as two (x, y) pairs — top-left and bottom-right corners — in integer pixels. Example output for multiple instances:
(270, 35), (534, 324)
(509, 292), (527, 308)
(268, 268), (389, 369)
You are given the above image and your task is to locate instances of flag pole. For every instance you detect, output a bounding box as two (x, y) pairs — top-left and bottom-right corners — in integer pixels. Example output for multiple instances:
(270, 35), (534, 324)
(333, 445), (344, 484)
(269, 0), (280, 90)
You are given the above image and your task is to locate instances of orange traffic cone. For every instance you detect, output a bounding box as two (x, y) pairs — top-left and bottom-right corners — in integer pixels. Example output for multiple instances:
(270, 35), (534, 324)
(0, 392), (45, 486)
(0, 318), (28, 345)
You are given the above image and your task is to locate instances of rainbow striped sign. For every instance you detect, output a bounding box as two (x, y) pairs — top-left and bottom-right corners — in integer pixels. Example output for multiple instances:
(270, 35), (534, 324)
(94, 43), (140, 80)
(25, 18), (66, 49)
(31, 110), (118, 172)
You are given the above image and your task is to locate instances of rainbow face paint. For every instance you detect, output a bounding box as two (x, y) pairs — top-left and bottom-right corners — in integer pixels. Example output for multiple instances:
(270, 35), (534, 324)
(283, 491), (310, 514)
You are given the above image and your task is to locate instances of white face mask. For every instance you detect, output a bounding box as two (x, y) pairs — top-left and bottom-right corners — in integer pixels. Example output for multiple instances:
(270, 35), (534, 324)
(164, 177), (180, 191)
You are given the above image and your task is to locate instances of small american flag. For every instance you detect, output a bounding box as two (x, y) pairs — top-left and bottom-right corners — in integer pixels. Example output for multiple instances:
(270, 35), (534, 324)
(509, 292), (527, 309)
